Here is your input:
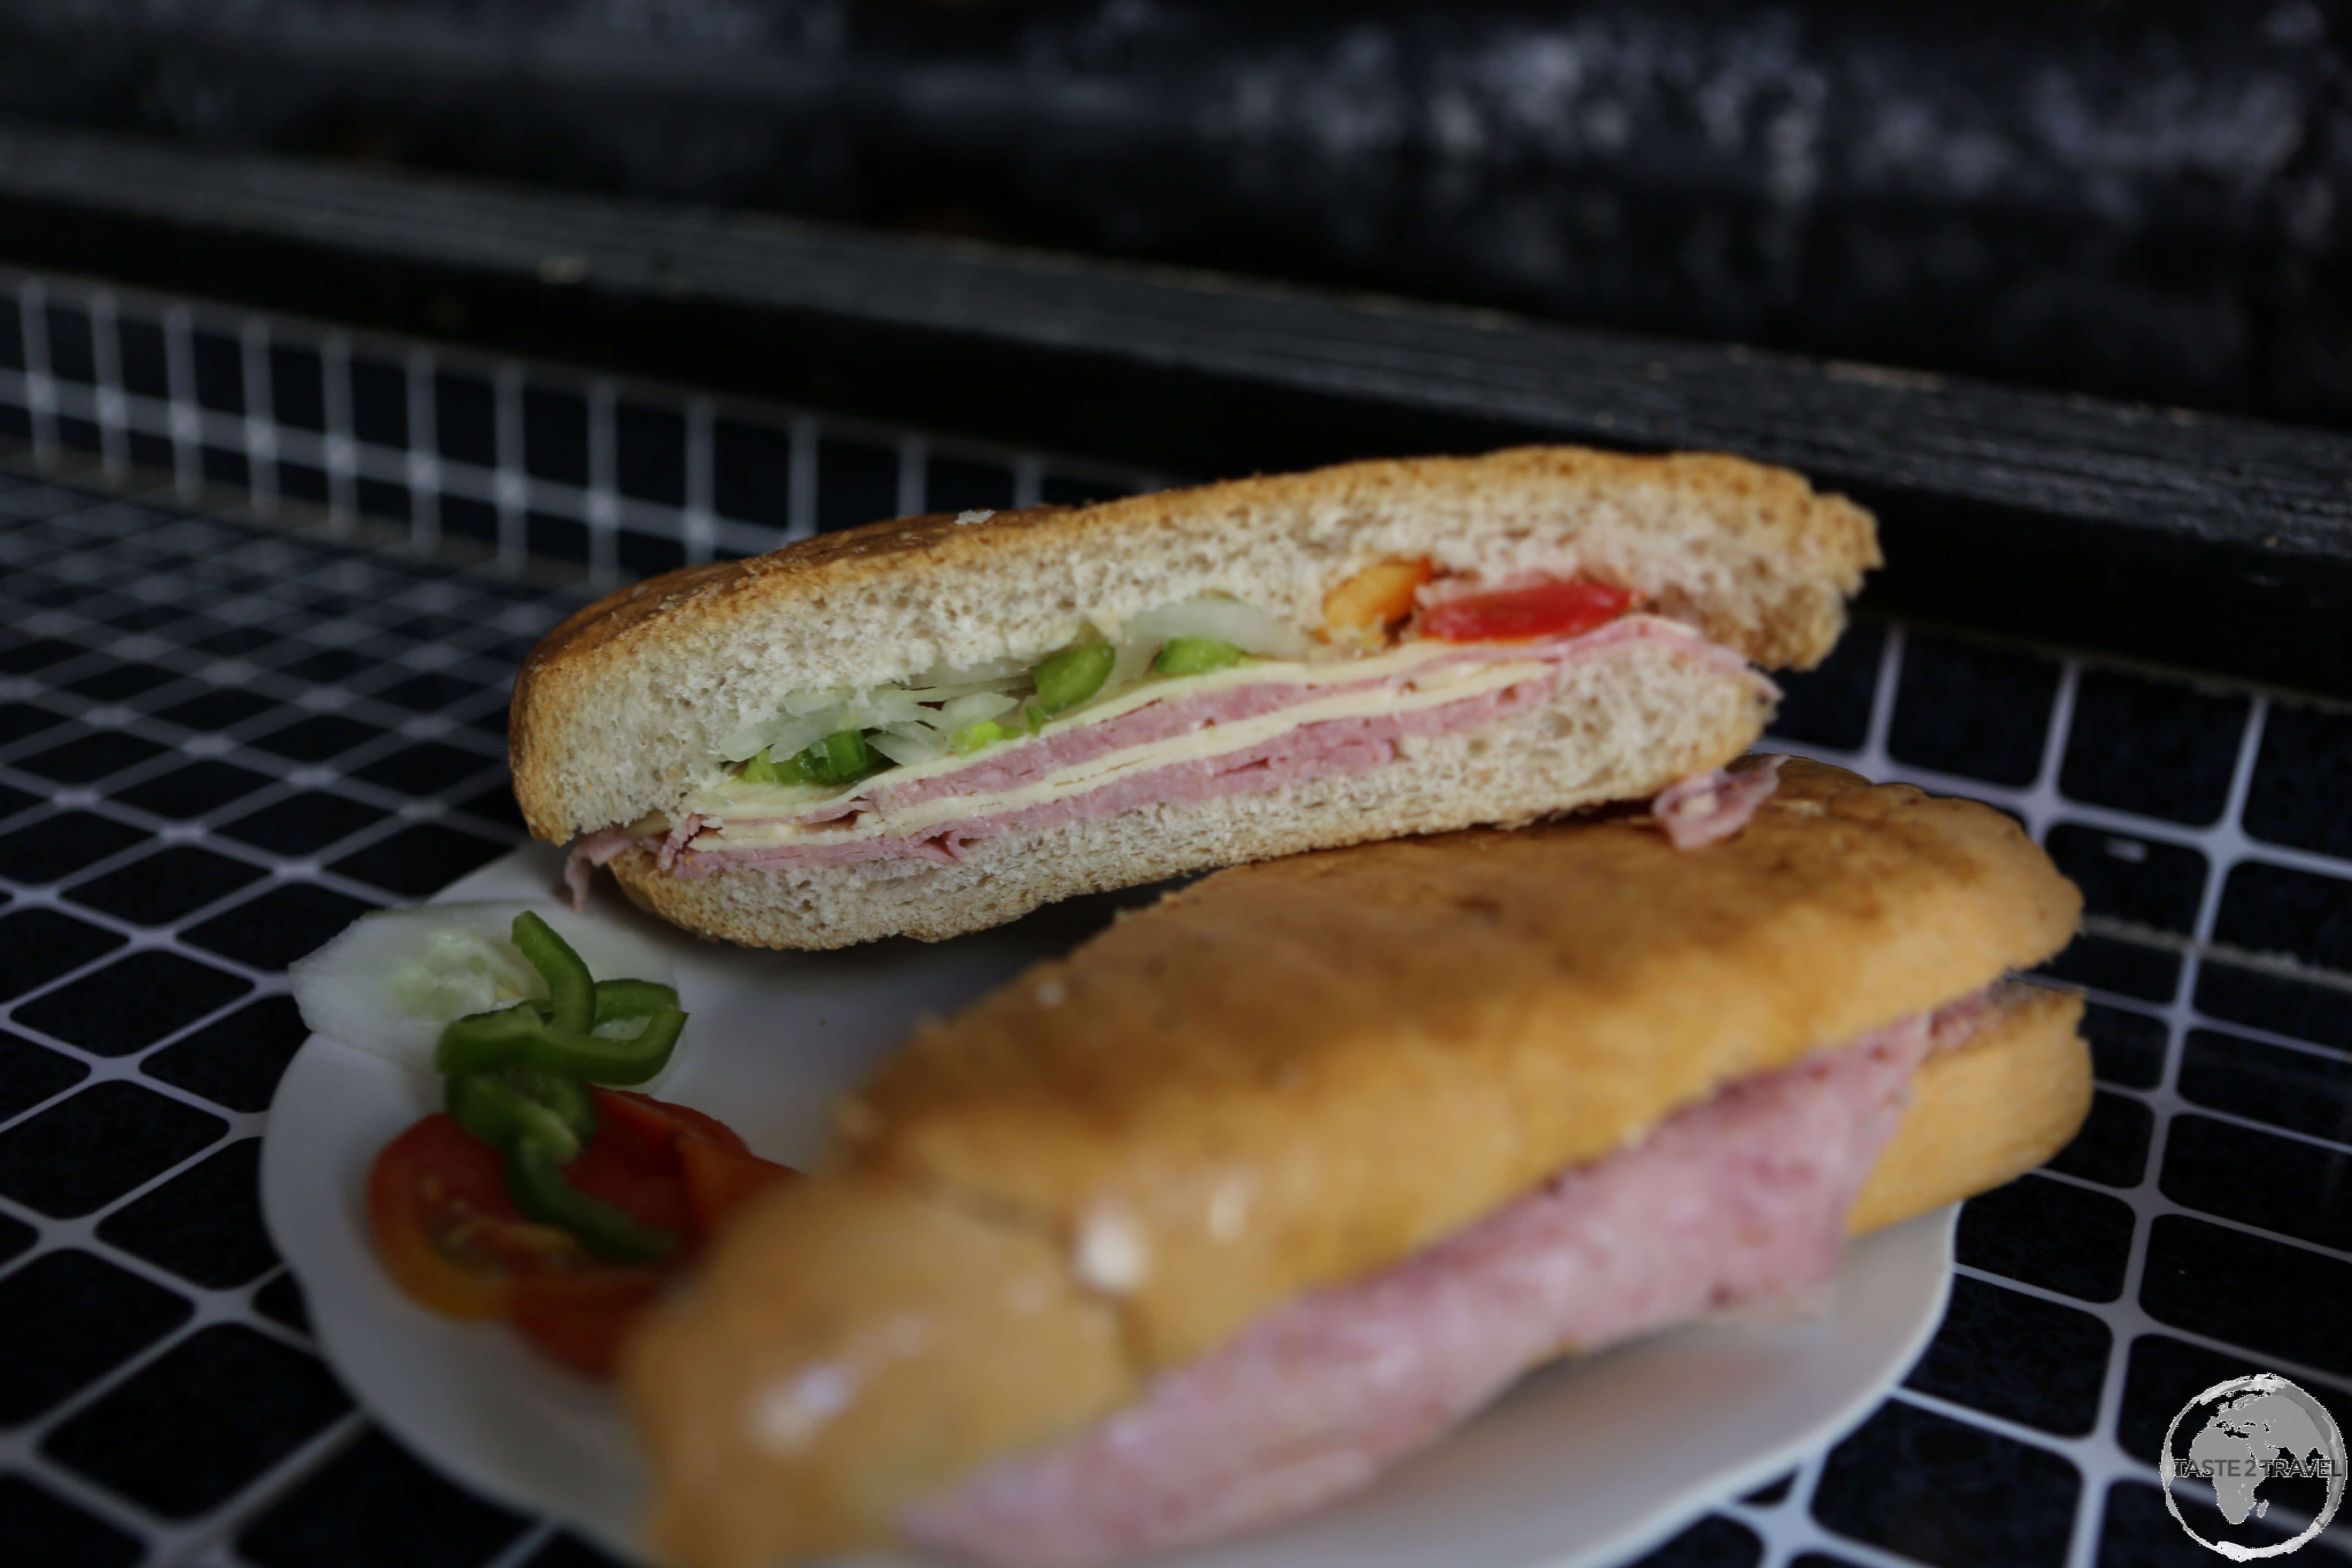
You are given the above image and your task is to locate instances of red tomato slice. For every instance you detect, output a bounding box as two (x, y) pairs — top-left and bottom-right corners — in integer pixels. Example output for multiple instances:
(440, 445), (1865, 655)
(368, 1089), (799, 1376)
(508, 1270), (668, 1379)
(677, 1133), (798, 1236)
(367, 1113), (591, 1319)
(1420, 579), (1635, 644)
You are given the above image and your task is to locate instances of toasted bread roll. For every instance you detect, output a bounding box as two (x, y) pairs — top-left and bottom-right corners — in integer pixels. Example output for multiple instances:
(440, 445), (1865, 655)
(514, 446), (1878, 948)
(624, 761), (2082, 1567)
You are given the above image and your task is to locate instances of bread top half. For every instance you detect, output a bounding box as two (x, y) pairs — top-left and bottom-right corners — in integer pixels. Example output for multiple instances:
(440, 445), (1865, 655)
(826, 759), (2076, 1367)
(510, 445), (1879, 840)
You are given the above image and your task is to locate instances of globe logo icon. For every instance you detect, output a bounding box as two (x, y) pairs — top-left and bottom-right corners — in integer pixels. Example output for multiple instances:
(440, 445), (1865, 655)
(2161, 1373), (2346, 1559)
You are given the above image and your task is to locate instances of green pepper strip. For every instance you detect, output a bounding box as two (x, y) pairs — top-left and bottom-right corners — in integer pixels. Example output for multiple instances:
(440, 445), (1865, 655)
(511, 911), (594, 1036)
(530, 1004), (686, 1085)
(446, 1067), (594, 1149)
(443, 1071), (677, 1263)
(1032, 641), (1115, 715)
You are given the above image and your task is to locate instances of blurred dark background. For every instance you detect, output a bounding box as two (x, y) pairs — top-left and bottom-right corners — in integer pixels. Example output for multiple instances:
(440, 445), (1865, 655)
(2, 0), (2348, 430)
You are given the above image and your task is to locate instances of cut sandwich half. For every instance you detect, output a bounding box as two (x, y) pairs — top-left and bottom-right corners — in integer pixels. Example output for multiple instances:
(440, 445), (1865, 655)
(622, 760), (2088, 1568)
(512, 446), (1878, 948)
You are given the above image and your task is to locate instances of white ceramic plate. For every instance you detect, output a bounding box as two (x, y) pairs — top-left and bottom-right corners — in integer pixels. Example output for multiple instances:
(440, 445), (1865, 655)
(262, 844), (1955, 1568)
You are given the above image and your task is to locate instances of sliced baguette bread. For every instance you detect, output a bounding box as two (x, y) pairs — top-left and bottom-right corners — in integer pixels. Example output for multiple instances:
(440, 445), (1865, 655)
(514, 445), (1879, 947)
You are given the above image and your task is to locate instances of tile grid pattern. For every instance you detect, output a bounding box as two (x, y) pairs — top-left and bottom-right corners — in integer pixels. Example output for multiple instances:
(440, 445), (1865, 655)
(0, 275), (2347, 1568)
(0, 265), (1153, 594)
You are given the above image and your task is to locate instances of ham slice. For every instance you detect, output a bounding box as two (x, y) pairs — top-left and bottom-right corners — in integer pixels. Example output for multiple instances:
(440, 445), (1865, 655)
(1653, 755), (1786, 851)
(902, 996), (1990, 1568)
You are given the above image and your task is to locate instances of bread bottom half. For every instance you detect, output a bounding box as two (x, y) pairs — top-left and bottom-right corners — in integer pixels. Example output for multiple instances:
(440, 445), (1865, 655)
(609, 636), (1774, 949)
(1849, 981), (2090, 1236)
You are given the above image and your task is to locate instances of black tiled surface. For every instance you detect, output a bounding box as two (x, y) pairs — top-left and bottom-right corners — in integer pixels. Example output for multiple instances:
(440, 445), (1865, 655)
(1887, 634), (2060, 786)
(352, 742), (499, 795)
(2114, 1335), (2352, 1467)
(816, 435), (899, 532)
(329, 821), (508, 897)
(0, 1249), (192, 1425)
(617, 402), (687, 505)
(0, 1473), (145, 1568)
(350, 357), (409, 446)
(65, 844), (270, 924)
(0, 907), (127, 1000)
(2043, 823), (2207, 934)
(238, 1428), (532, 1568)
(1902, 1276), (2111, 1436)
(2096, 1478), (2320, 1568)
(0, 1030), (89, 1120)
(2139, 1216), (2352, 1375)
(152, 685), (277, 731)
(713, 416), (792, 526)
(249, 712), (384, 762)
(375, 671), (485, 713)
(0, 1081), (226, 1216)
(17, 726), (168, 782)
(2081, 1002), (2167, 1089)
(11, 949), (253, 1056)
(433, 371), (497, 466)
(2213, 860), (2352, 973)
(183, 882), (383, 969)
(2194, 960), (2352, 1053)
(2243, 699), (2352, 860)
(141, 993), (310, 1113)
(523, 386), (589, 485)
(926, 454), (1015, 513)
(1956, 1174), (2136, 1302)
(220, 791), (389, 855)
(2176, 1028), (2352, 1145)
(255, 1270), (314, 1334)
(2045, 1090), (2155, 1187)
(42, 1323), (351, 1519)
(1766, 619), (1885, 752)
(0, 810), (151, 883)
(1812, 1399), (2080, 1568)
(113, 757), (276, 818)
(518, 1532), (635, 1568)
(2161, 1114), (2352, 1252)
(0, 1207), (32, 1264)
(96, 1137), (278, 1287)
(0, 699), (67, 744)
(2059, 669), (2249, 825)
(1623, 1513), (1762, 1568)
(2037, 932), (2181, 1002)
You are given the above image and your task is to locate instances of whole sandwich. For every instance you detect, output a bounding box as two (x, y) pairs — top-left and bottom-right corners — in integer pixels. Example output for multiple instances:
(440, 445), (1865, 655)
(513, 446), (1877, 948)
(624, 760), (2089, 1567)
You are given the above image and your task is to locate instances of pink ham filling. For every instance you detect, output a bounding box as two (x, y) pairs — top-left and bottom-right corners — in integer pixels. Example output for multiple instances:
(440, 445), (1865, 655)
(1653, 754), (1786, 850)
(901, 992), (1998, 1568)
(664, 618), (1759, 877)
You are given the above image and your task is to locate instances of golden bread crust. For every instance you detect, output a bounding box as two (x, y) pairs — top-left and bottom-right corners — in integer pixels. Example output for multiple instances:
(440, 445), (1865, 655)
(624, 761), (2079, 1566)
(1847, 982), (2090, 1235)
